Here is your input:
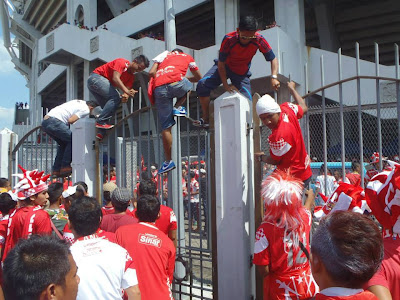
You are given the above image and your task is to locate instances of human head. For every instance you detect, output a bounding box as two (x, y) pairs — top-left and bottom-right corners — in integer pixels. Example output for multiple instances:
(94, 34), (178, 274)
(237, 16), (258, 45)
(261, 171), (305, 240)
(333, 170), (341, 181)
(63, 185), (86, 212)
(68, 196), (101, 238)
(111, 187), (132, 212)
(171, 48), (183, 53)
(131, 55), (150, 73)
(138, 178), (157, 196)
(0, 177), (11, 191)
(48, 182), (64, 205)
(190, 170), (196, 179)
(256, 94), (281, 129)
(86, 100), (98, 113)
(103, 181), (117, 204)
(73, 181), (88, 195)
(0, 192), (17, 216)
(3, 235), (79, 300)
(311, 211), (383, 289)
(351, 160), (361, 173)
(136, 194), (160, 222)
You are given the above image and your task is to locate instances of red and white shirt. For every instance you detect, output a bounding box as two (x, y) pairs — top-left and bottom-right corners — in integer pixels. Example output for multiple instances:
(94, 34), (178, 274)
(93, 58), (135, 89)
(102, 205), (115, 215)
(268, 103), (312, 181)
(0, 214), (10, 248)
(316, 288), (378, 300)
(253, 208), (317, 299)
(219, 31), (275, 75)
(63, 224), (116, 245)
(71, 233), (138, 300)
(116, 222), (176, 300)
(190, 178), (200, 203)
(316, 175), (338, 198)
(2, 205), (52, 261)
(153, 50), (198, 88)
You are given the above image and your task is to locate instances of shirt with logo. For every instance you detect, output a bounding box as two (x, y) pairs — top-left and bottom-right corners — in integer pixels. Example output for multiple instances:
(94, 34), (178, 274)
(116, 222), (176, 300)
(219, 31), (275, 75)
(268, 103), (312, 181)
(93, 58), (135, 89)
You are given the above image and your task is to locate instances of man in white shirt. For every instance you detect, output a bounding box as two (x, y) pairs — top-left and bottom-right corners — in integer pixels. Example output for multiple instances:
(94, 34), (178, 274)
(41, 100), (97, 177)
(315, 164), (338, 205)
(68, 195), (141, 300)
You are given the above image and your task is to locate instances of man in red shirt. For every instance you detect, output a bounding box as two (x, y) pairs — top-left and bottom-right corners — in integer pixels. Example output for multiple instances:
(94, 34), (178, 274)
(253, 171), (318, 299)
(2, 166), (52, 261)
(116, 194), (176, 300)
(255, 81), (312, 185)
(87, 56), (149, 139)
(148, 49), (202, 173)
(196, 15), (279, 127)
(0, 192), (17, 258)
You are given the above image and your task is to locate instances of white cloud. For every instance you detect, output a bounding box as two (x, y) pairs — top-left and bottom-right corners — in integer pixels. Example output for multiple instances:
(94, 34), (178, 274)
(0, 44), (15, 74)
(0, 106), (15, 130)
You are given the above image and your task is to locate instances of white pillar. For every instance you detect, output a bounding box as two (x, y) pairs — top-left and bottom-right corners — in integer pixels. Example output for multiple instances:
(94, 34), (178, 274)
(66, 64), (78, 101)
(83, 60), (90, 101)
(214, 92), (255, 299)
(71, 118), (96, 196)
(0, 129), (16, 179)
(214, 0), (239, 44)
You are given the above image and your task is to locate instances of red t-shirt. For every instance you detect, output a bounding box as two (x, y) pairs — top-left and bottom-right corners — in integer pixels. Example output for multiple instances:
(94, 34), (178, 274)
(253, 208), (317, 299)
(93, 58), (135, 89)
(100, 213), (138, 233)
(268, 103), (312, 181)
(346, 173), (361, 186)
(316, 291), (378, 300)
(153, 51), (198, 88)
(128, 205), (177, 236)
(219, 31), (275, 75)
(2, 206), (52, 261)
(0, 214), (10, 251)
(102, 206), (115, 215)
(116, 222), (176, 300)
(365, 237), (400, 299)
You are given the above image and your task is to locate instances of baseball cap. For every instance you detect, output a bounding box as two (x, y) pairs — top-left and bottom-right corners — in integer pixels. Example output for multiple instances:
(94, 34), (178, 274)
(103, 181), (117, 192)
(111, 187), (132, 204)
(200, 168), (206, 174)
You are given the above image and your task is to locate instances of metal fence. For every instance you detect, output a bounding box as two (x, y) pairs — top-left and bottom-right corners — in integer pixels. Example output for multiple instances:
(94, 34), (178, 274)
(98, 91), (214, 300)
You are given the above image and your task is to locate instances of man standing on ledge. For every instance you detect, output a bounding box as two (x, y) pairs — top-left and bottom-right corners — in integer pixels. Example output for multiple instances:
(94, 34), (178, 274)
(87, 56), (149, 139)
(255, 82), (312, 186)
(195, 15), (280, 127)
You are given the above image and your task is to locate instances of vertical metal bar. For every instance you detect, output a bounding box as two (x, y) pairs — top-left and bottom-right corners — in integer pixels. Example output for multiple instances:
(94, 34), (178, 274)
(40, 130), (43, 173)
(304, 63), (310, 156)
(338, 49), (346, 181)
(30, 129), (33, 170)
(130, 102), (134, 193)
(122, 104), (127, 186)
(320, 56), (328, 196)
(395, 44), (400, 160)
(45, 130), (48, 174)
(147, 98), (151, 178)
(138, 88), (143, 180)
(375, 43), (383, 171)
(356, 43), (365, 188)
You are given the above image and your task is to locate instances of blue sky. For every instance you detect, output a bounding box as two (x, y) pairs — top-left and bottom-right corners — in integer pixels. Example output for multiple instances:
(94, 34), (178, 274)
(0, 33), (29, 131)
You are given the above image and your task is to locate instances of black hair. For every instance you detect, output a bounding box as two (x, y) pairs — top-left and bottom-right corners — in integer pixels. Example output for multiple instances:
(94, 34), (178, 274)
(141, 172), (150, 181)
(238, 15), (258, 31)
(86, 100), (98, 108)
(3, 235), (71, 300)
(0, 178), (9, 188)
(73, 181), (88, 193)
(134, 55), (150, 68)
(351, 160), (361, 172)
(0, 193), (16, 215)
(172, 48), (183, 53)
(112, 199), (129, 212)
(136, 194), (160, 222)
(68, 196), (101, 237)
(47, 182), (64, 205)
(138, 179), (157, 196)
(190, 170), (196, 178)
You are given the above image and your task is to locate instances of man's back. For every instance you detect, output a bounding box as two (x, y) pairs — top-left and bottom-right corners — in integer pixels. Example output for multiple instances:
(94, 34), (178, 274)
(116, 222), (176, 300)
(71, 235), (137, 300)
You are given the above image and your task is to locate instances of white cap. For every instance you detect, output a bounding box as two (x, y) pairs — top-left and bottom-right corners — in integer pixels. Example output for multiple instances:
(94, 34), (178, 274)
(256, 94), (281, 116)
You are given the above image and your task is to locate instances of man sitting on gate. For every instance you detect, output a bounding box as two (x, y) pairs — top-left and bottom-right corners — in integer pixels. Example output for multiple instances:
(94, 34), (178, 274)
(255, 81), (312, 185)
(148, 48), (202, 174)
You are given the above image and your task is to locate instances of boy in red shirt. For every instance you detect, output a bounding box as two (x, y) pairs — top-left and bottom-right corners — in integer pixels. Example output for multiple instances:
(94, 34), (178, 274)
(148, 49), (202, 173)
(2, 166), (52, 261)
(116, 194), (176, 300)
(255, 81), (312, 185)
(253, 171), (318, 299)
(0, 192), (17, 258)
(311, 211), (383, 300)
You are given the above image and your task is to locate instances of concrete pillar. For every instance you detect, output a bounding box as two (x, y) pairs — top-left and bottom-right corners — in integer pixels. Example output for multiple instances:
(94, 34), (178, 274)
(0, 128), (16, 179)
(71, 118), (97, 196)
(66, 64), (78, 101)
(214, 0), (239, 44)
(83, 60), (90, 101)
(214, 92), (255, 299)
(313, 0), (340, 52)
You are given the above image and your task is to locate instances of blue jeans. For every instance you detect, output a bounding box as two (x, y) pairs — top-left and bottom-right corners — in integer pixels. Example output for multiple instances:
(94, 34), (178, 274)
(87, 73), (120, 125)
(41, 117), (72, 171)
(154, 78), (192, 130)
(196, 59), (252, 99)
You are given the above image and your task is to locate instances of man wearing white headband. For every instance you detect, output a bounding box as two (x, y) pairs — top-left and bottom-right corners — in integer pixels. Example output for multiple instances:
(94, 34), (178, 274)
(255, 81), (312, 185)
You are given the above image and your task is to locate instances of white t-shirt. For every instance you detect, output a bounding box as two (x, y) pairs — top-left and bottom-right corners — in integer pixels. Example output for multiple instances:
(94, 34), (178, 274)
(47, 100), (90, 124)
(70, 235), (138, 300)
(316, 174), (338, 199)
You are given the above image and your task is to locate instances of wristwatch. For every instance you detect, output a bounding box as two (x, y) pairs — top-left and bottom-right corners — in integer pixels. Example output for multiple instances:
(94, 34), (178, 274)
(271, 74), (278, 79)
(258, 155), (264, 162)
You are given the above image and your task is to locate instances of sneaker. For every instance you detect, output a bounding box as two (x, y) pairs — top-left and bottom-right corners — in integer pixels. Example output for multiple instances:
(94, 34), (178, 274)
(158, 160), (176, 174)
(59, 166), (72, 176)
(173, 106), (187, 117)
(96, 133), (104, 140)
(95, 123), (114, 130)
